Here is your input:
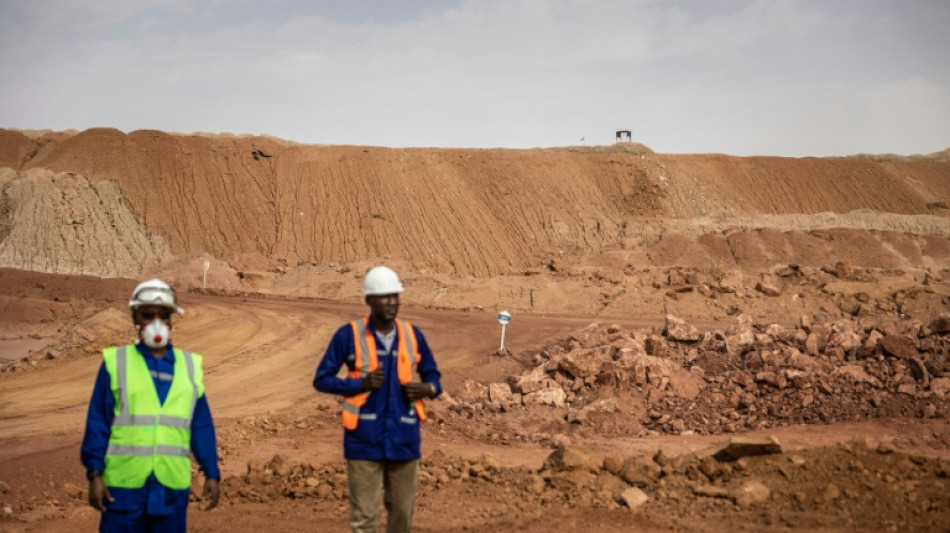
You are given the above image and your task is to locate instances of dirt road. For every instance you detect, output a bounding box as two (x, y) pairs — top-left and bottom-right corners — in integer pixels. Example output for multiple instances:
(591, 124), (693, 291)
(0, 291), (618, 450)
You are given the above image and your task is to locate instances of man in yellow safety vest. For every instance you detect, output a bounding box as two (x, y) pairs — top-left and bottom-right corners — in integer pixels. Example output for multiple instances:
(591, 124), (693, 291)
(80, 279), (220, 532)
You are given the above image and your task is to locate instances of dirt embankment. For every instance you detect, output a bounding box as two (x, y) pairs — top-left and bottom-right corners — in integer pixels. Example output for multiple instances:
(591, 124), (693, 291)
(3, 127), (950, 532)
(1, 128), (948, 281)
(0, 168), (170, 277)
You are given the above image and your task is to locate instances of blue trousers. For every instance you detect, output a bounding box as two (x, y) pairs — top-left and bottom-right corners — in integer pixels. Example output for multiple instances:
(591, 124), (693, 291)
(99, 508), (187, 533)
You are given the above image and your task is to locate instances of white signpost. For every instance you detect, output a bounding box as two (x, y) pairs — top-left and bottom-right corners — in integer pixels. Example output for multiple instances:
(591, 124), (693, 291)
(203, 260), (210, 289)
(497, 310), (511, 353)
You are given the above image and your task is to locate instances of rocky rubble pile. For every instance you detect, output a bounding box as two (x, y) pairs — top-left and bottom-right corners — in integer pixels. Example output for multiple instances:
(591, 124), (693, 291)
(0, 478), (87, 522)
(220, 454), (349, 504)
(450, 312), (950, 436)
(3, 435), (948, 530)
(216, 439), (950, 530)
(662, 261), (947, 316)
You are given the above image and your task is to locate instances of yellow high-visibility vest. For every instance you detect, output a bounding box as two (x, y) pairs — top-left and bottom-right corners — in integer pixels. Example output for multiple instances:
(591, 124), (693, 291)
(102, 345), (204, 490)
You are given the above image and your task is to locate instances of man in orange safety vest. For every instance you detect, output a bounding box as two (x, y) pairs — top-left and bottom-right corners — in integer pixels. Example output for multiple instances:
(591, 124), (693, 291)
(313, 266), (442, 533)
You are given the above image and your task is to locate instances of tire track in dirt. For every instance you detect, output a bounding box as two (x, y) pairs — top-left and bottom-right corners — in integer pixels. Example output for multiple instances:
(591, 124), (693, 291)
(0, 292), (616, 448)
(177, 301), (331, 417)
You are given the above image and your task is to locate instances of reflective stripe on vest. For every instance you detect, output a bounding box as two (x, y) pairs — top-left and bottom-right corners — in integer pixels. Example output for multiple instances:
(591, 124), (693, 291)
(103, 345), (202, 490)
(341, 318), (426, 430)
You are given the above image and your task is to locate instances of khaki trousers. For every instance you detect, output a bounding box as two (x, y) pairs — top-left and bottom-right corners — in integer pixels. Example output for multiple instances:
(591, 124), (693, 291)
(347, 459), (418, 533)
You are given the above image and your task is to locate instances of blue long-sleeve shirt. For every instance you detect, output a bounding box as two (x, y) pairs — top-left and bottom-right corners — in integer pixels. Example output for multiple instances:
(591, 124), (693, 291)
(314, 319), (441, 461)
(80, 342), (219, 515)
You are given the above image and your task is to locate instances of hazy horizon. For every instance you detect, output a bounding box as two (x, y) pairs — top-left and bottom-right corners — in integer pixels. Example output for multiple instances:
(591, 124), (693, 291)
(1, 0), (948, 157)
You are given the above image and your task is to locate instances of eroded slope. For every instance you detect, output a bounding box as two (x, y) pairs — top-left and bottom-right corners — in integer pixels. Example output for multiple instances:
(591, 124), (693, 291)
(0, 168), (170, 277)
(0, 128), (947, 279)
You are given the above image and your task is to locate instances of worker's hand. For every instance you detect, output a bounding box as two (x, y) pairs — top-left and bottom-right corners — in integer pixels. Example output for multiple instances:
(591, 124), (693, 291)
(360, 367), (385, 391)
(201, 478), (220, 510)
(88, 476), (113, 512)
(404, 381), (435, 401)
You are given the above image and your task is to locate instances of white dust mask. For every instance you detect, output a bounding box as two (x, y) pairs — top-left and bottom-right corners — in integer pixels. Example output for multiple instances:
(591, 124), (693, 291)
(142, 319), (171, 349)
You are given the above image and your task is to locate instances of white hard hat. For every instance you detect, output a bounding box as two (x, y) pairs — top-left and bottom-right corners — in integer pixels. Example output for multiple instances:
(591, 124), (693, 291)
(129, 279), (184, 315)
(363, 266), (404, 296)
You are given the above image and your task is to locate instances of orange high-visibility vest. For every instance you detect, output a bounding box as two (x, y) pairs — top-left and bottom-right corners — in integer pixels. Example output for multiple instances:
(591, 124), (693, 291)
(342, 318), (427, 430)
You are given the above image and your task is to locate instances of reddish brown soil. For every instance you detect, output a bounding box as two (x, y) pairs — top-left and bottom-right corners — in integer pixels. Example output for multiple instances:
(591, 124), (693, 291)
(1, 269), (949, 532)
(1, 129), (949, 531)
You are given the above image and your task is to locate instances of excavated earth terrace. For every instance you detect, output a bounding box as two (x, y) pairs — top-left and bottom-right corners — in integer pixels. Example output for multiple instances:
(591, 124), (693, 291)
(0, 129), (949, 531)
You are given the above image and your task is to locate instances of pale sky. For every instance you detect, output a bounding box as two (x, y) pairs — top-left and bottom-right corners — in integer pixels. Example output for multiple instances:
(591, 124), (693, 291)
(1, 0), (948, 156)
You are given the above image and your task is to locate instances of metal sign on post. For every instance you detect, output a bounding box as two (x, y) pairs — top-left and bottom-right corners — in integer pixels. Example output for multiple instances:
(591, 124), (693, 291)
(497, 311), (511, 353)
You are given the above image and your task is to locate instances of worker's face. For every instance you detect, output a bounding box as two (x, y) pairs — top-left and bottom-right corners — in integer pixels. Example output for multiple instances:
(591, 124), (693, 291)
(366, 293), (400, 322)
(133, 305), (173, 328)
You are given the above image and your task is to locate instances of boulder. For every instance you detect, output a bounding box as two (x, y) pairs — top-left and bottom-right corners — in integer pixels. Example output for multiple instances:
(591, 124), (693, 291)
(804, 333), (821, 357)
(800, 314), (813, 330)
(667, 368), (706, 399)
(621, 487), (649, 510)
(620, 456), (662, 487)
(640, 356), (680, 387)
(509, 367), (547, 395)
(546, 470), (597, 491)
(431, 389), (459, 408)
(733, 480), (770, 507)
(784, 369), (814, 387)
(754, 371), (786, 389)
(808, 325), (832, 349)
(827, 328), (862, 355)
(708, 436), (783, 461)
(603, 455), (625, 475)
(543, 444), (601, 474)
(595, 473), (630, 501)
(897, 383), (918, 395)
(267, 454), (291, 477)
(823, 483), (841, 502)
(664, 314), (700, 342)
(523, 387), (567, 407)
(559, 347), (608, 378)
(930, 377), (950, 396)
(456, 379), (489, 401)
(582, 398), (620, 414)
(488, 382), (513, 403)
(880, 335), (918, 360)
(785, 350), (819, 371)
(727, 314), (755, 336)
(907, 357), (931, 386)
(833, 365), (882, 388)
(725, 331), (755, 356)
(857, 330), (883, 358)
(755, 281), (781, 297)
(644, 335), (668, 356)
(838, 297), (862, 316)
